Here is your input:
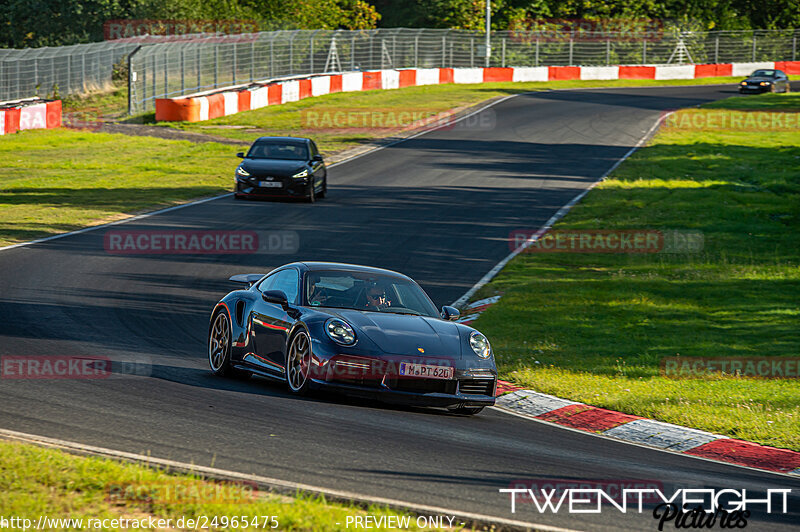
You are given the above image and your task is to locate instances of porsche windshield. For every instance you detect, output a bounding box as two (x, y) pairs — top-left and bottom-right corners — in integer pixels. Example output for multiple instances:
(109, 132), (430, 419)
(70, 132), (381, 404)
(246, 141), (308, 160)
(305, 271), (439, 317)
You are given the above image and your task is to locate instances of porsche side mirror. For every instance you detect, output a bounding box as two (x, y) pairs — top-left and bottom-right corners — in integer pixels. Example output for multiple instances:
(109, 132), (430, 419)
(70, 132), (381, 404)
(262, 289), (289, 309)
(237, 152), (245, 158)
(441, 306), (460, 321)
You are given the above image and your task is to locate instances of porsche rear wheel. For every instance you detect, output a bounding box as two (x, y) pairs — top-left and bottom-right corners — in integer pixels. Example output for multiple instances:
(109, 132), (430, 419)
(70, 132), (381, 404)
(209, 310), (250, 379)
(286, 330), (312, 394)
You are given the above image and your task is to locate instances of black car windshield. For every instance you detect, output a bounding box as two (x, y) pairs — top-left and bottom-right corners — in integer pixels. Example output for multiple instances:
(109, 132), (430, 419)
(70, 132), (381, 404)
(247, 141), (308, 161)
(305, 270), (439, 317)
(751, 70), (776, 78)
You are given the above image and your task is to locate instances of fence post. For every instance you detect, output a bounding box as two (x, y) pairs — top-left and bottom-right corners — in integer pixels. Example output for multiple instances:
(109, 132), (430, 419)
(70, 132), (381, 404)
(310, 32), (315, 73)
(163, 51), (168, 97)
(642, 39), (647, 63)
(127, 46), (141, 115)
(715, 35), (719, 63)
(752, 34), (756, 61)
(214, 44), (219, 88)
(606, 39), (610, 65)
(415, 35), (419, 67)
(250, 40), (255, 81)
(290, 34), (294, 75)
(471, 37), (474, 67)
(351, 33), (356, 70)
(535, 38), (539, 67)
(196, 46), (201, 91)
(233, 43), (238, 84)
(793, 35), (797, 61)
(180, 49), (185, 93)
(369, 33), (373, 69)
(152, 55), (156, 106)
(569, 36), (573, 65)
(502, 37), (506, 67)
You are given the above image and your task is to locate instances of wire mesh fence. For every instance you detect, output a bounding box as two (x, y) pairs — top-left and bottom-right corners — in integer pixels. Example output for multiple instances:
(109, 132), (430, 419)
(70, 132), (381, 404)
(1, 28), (798, 112)
(0, 41), (143, 102)
(128, 28), (800, 113)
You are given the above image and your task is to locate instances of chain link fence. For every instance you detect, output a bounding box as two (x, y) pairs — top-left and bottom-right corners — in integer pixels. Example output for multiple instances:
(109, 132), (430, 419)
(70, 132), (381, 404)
(128, 28), (800, 113)
(0, 41), (145, 102)
(1, 28), (797, 111)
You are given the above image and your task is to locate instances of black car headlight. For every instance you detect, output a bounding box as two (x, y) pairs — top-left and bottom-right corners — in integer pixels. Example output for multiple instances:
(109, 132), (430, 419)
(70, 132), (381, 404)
(292, 169), (309, 178)
(469, 331), (491, 359)
(326, 318), (356, 346)
(236, 166), (250, 177)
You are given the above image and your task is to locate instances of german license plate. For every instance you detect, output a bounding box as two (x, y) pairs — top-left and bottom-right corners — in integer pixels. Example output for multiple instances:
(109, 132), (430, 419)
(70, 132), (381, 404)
(259, 181), (281, 188)
(399, 362), (454, 380)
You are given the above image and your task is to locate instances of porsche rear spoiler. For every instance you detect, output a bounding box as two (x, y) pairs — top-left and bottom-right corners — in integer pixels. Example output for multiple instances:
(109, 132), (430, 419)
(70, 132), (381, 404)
(229, 273), (265, 287)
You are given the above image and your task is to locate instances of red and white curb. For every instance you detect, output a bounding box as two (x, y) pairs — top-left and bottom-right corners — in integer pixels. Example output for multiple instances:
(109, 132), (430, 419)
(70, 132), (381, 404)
(155, 60), (800, 123)
(456, 295), (501, 325)
(493, 385), (800, 476)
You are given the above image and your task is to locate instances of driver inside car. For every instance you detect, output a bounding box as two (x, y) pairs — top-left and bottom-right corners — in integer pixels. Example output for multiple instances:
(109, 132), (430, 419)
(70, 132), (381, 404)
(364, 282), (392, 310)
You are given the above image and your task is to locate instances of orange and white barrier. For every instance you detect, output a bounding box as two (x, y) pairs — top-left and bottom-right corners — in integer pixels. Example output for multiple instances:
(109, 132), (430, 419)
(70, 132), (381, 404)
(0, 99), (62, 136)
(155, 61), (800, 123)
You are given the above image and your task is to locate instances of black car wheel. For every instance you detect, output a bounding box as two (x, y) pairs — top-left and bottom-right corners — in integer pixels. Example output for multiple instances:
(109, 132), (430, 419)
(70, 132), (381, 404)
(208, 310), (250, 379)
(449, 406), (485, 416)
(317, 178), (327, 199)
(306, 183), (316, 203)
(286, 329), (312, 394)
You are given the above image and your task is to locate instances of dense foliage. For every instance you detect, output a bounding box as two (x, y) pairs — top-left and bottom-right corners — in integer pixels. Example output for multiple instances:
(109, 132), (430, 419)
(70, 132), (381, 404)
(0, 0), (797, 48)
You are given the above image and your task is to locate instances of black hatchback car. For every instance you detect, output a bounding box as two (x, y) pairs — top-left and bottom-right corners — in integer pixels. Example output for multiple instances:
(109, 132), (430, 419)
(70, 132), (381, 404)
(739, 69), (791, 94)
(235, 136), (327, 202)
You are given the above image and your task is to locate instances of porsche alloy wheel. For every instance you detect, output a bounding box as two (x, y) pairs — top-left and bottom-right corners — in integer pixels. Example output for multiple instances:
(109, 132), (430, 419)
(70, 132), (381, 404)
(287, 330), (312, 394)
(209, 311), (232, 375)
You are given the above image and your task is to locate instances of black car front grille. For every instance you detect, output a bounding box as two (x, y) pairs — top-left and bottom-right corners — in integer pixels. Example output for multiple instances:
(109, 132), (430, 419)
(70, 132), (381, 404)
(330, 377), (383, 388)
(458, 378), (496, 396)
(387, 378), (457, 395)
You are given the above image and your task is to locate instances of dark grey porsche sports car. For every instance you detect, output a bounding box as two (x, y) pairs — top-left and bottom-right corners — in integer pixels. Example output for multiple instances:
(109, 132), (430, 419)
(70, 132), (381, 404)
(208, 262), (497, 414)
(234, 136), (327, 202)
(739, 69), (791, 94)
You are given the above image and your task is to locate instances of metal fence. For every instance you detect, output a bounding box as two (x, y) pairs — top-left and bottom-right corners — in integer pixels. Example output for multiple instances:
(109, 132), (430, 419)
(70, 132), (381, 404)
(0, 41), (143, 102)
(128, 28), (800, 113)
(1, 28), (798, 111)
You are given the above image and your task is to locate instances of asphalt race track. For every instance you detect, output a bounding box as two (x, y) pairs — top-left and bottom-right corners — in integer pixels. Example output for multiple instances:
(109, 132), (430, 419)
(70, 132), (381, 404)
(1, 85), (799, 531)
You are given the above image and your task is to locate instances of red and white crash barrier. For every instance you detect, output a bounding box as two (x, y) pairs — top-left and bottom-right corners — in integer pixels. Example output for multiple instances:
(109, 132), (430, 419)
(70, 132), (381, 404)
(0, 99), (62, 136)
(155, 60), (800, 123)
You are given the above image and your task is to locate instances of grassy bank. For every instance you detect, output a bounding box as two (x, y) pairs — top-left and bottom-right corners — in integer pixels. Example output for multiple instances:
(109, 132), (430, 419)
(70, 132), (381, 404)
(162, 76), (742, 153)
(0, 440), (444, 531)
(474, 92), (800, 450)
(0, 129), (246, 247)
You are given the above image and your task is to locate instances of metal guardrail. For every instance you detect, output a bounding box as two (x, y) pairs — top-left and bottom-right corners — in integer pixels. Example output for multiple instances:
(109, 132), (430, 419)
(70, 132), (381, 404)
(0, 28), (797, 113)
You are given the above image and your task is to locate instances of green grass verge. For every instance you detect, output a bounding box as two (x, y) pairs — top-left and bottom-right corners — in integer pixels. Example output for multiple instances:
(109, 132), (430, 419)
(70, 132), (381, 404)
(473, 91), (800, 450)
(0, 440), (443, 531)
(0, 129), (247, 247)
(702, 92), (800, 110)
(161, 76), (744, 153)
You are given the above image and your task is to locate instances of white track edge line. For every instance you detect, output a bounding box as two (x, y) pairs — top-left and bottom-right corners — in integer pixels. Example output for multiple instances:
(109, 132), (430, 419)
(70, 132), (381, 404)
(0, 428), (576, 532)
(0, 94), (518, 254)
(451, 109), (671, 308)
(489, 406), (800, 480)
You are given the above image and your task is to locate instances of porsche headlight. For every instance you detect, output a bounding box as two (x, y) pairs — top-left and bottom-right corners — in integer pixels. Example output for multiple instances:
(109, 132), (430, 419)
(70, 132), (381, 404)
(469, 331), (491, 359)
(326, 318), (356, 346)
(236, 166), (250, 177)
(292, 169), (309, 178)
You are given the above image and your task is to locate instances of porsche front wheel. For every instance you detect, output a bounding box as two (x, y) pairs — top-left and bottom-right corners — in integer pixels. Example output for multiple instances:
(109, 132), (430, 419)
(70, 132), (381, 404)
(286, 330), (312, 394)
